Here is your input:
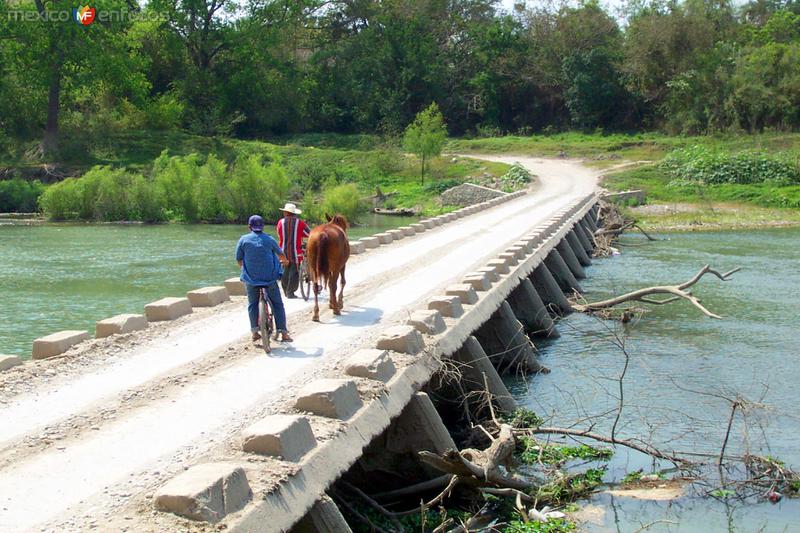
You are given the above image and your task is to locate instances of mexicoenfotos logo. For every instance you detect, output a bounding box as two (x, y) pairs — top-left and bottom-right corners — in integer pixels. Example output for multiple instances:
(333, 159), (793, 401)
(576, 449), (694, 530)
(73, 5), (96, 25)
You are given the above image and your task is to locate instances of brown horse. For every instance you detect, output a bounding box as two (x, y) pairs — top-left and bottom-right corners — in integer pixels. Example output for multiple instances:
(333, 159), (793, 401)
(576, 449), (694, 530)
(306, 214), (350, 322)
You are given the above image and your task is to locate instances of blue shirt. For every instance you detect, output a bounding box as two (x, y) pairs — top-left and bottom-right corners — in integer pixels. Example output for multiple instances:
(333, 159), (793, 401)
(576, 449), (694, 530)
(235, 231), (284, 286)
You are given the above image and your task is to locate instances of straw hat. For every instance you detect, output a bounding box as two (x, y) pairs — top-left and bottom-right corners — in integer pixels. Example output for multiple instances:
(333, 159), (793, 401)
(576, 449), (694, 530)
(280, 202), (302, 215)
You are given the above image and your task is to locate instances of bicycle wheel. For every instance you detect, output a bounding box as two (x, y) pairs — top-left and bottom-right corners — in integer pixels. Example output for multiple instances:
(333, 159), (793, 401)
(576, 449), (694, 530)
(299, 261), (310, 301)
(258, 292), (271, 354)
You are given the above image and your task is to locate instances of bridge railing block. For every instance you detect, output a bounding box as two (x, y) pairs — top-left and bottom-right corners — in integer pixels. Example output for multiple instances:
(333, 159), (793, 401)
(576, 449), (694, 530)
(344, 349), (396, 382)
(95, 313), (148, 338)
(32, 330), (90, 360)
(241, 414), (316, 461)
(295, 379), (363, 420)
(376, 325), (425, 354)
(186, 286), (230, 307)
(0, 355), (22, 372)
(224, 277), (247, 296)
(407, 310), (446, 335)
(445, 284), (479, 305)
(427, 295), (464, 318)
(154, 463), (251, 523)
(144, 297), (192, 322)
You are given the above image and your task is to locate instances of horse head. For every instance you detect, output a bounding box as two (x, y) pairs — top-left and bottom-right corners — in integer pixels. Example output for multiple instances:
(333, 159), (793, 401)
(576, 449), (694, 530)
(328, 214), (349, 232)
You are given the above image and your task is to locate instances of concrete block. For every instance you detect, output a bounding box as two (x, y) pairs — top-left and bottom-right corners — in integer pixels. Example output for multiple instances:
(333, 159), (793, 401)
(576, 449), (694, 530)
(360, 236), (381, 249)
(445, 284), (478, 305)
(513, 240), (533, 253)
(95, 314), (148, 338)
(485, 259), (510, 274)
(187, 286), (230, 307)
(154, 463), (251, 523)
(555, 239), (586, 279)
(387, 392), (456, 457)
(420, 219), (436, 229)
(241, 414), (316, 461)
(462, 272), (491, 292)
(374, 232), (393, 245)
(144, 297), (192, 322)
(399, 226), (416, 237)
(498, 252), (519, 266)
(432, 217), (444, 226)
(344, 349), (396, 382)
(224, 277), (247, 296)
(529, 263), (573, 315)
(427, 295), (464, 318)
(0, 355), (22, 372)
(507, 246), (527, 260)
(295, 379), (362, 420)
(376, 325), (425, 355)
(410, 223), (426, 233)
(387, 229), (404, 241)
(349, 240), (366, 254)
(407, 310), (446, 335)
(476, 266), (500, 282)
(293, 495), (353, 533)
(32, 330), (90, 360)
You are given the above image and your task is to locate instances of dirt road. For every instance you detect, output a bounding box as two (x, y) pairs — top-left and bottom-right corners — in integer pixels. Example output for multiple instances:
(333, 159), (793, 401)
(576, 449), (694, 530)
(0, 157), (597, 532)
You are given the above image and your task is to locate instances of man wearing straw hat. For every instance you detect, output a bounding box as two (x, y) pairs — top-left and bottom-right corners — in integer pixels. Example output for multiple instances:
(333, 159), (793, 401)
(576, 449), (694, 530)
(276, 202), (311, 299)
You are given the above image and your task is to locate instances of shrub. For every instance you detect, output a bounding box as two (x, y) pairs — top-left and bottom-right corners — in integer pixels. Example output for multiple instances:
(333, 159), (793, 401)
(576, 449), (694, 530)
(39, 178), (85, 220)
(195, 154), (230, 222)
(127, 174), (165, 222)
(92, 167), (130, 221)
(0, 178), (44, 212)
(303, 183), (368, 224)
(226, 155), (289, 223)
(152, 151), (201, 221)
(661, 146), (800, 186)
(143, 93), (184, 131)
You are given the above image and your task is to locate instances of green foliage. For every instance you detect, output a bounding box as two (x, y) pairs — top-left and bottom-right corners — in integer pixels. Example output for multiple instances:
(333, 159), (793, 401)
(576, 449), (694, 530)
(403, 103), (448, 184)
(661, 146), (800, 185)
(536, 468), (606, 503)
(152, 151), (202, 222)
(424, 178), (462, 195)
(710, 488), (736, 498)
(621, 471), (643, 484)
(226, 156), (289, 223)
(39, 166), (166, 222)
(506, 408), (544, 429)
(0, 178), (44, 212)
(518, 438), (613, 465)
(504, 518), (576, 532)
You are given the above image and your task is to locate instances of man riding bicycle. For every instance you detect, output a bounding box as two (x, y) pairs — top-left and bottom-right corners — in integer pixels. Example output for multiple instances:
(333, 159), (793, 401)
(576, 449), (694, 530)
(276, 202), (310, 299)
(235, 214), (293, 343)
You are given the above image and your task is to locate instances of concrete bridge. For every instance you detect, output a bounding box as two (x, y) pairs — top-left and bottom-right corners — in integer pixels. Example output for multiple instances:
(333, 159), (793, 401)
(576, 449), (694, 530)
(0, 157), (601, 532)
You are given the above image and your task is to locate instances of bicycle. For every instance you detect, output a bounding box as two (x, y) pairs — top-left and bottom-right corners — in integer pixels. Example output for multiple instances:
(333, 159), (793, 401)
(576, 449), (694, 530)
(257, 286), (275, 354)
(298, 244), (311, 301)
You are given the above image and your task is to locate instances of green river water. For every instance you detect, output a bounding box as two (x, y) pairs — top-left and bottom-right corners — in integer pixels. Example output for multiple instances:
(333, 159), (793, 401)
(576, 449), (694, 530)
(509, 227), (800, 532)
(0, 214), (417, 357)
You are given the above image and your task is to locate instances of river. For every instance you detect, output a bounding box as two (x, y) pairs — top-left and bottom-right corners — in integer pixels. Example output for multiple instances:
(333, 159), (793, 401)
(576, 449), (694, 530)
(509, 228), (800, 532)
(0, 214), (418, 358)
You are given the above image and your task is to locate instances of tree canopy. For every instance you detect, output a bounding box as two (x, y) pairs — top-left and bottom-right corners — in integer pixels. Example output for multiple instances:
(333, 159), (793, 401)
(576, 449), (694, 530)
(3, 0), (800, 159)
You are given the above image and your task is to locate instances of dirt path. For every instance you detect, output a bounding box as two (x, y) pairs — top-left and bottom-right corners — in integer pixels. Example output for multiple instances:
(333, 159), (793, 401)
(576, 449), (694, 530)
(0, 157), (597, 532)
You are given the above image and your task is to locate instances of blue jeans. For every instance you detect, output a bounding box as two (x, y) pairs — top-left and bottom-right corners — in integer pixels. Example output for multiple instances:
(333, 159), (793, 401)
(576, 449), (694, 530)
(245, 282), (287, 333)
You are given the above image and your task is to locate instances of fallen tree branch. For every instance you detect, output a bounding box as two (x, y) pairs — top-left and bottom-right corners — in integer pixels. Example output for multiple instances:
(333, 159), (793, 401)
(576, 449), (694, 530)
(572, 264), (741, 319)
(523, 426), (693, 466)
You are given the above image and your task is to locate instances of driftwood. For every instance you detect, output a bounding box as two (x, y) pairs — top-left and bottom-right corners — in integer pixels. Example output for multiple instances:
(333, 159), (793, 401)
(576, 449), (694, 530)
(572, 264), (740, 319)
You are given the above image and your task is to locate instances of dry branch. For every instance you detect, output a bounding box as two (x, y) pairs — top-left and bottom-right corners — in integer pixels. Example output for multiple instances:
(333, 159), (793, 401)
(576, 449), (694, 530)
(572, 264), (740, 319)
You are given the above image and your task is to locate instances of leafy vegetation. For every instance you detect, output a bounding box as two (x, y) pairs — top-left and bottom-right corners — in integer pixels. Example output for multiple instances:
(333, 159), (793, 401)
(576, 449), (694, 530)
(403, 103), (448, 184)
(0, 178), (44, 212)
(661, 146), (800, 186)
(518, 438), (613, 466)
(504, 518), (576, 533)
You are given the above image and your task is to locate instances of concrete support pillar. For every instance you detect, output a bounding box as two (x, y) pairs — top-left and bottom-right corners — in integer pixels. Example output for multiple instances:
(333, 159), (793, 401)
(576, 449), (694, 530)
(555, 239), (587, 279)
(506, 279), (559, 339)
(475, 301), (543, 374)
(544, 249), (583, 294)
(453, 336), (517, 414)
(529, 263), (572, 315)
(574, 221), (595, 253)
(583, 210), (598, 233)
(567, 229), (592, 267)
(291, 494), (353, 533)
(356, 392), (456, 484)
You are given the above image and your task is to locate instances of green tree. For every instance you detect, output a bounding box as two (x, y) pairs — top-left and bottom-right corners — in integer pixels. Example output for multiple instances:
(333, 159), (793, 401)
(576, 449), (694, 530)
(403, 103), (447, 185)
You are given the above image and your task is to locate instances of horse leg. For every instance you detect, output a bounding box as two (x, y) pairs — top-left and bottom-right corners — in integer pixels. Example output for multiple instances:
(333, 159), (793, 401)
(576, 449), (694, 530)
(312, 281), (320, 322)
(338, 265), (346, 310)
(329, 276), (340, 315)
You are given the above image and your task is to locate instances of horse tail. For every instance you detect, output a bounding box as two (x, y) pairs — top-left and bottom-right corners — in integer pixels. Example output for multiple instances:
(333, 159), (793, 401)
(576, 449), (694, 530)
(316, 231), (330, 286)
